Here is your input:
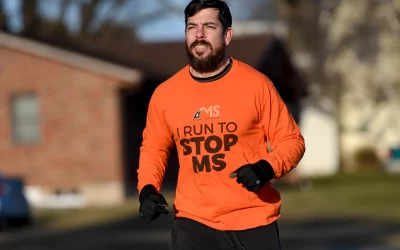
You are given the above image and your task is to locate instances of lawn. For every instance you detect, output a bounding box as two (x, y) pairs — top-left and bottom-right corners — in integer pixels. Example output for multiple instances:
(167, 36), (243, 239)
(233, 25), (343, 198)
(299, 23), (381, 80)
(31, 198), (141, 230)
(32, 170), (400, 230)
(280, 170), (400, 220)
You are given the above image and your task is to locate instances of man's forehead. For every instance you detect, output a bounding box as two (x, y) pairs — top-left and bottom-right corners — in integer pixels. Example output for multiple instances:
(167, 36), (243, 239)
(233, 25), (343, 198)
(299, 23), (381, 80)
(187, 8), (220, 24)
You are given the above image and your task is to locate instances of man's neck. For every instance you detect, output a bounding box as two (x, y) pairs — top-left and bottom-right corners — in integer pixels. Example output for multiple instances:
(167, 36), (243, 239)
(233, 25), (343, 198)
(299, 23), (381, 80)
(190, 56), (231, 78)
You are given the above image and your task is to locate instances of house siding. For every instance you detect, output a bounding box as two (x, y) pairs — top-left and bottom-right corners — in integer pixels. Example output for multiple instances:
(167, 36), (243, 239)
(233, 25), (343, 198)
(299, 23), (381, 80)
(0, 46), (125, 205)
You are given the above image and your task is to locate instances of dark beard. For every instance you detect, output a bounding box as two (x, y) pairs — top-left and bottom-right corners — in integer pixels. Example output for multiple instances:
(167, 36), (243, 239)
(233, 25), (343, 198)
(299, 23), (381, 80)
(186, 40), (226, 74)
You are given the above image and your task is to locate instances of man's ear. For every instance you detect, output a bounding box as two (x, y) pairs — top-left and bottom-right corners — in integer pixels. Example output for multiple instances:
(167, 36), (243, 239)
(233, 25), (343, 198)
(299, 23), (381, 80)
(224, 27), (233, 46)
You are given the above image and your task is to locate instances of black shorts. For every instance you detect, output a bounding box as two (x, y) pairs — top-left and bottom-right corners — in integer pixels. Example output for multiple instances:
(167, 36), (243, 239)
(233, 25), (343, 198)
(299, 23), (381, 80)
(169, 217), (281, 250)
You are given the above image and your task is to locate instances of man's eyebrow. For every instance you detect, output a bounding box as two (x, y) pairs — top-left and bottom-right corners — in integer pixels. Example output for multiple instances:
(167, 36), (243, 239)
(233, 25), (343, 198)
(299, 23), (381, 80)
(187, 21), (218, 26)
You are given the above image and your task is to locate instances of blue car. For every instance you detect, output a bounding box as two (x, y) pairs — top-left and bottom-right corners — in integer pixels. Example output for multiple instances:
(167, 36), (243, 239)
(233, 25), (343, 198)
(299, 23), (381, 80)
(0, 175), (32, 231)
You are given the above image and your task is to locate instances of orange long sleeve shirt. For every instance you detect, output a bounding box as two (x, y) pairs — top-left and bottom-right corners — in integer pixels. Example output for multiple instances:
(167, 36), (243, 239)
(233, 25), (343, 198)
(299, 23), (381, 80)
(137, 58), (305, 231)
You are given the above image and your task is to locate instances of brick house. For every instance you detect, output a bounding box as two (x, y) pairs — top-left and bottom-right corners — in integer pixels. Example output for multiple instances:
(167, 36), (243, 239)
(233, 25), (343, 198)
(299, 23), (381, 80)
(0, 32), (142, 207)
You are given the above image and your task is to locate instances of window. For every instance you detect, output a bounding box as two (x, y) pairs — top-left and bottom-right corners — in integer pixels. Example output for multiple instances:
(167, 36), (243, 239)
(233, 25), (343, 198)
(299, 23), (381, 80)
(11, 94), (40, 144)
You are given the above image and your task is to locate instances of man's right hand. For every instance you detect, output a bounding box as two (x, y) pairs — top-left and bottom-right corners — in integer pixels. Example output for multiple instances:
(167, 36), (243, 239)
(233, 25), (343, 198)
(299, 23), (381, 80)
(139, 184), (169, 222)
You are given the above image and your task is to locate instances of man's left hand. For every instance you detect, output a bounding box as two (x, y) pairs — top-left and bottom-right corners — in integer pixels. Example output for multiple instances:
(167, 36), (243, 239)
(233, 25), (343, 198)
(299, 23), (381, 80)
(230, 160), (275, 192)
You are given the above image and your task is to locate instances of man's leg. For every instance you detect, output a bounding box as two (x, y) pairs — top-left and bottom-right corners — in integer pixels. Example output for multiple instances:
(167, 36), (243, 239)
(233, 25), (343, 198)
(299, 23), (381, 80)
(234, 221), (281, 250)
(169, 217), (235, 250)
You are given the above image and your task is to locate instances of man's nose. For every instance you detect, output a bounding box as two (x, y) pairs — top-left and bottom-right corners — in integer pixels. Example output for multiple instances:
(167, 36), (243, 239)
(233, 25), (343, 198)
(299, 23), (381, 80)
(196, 27), (205, 39)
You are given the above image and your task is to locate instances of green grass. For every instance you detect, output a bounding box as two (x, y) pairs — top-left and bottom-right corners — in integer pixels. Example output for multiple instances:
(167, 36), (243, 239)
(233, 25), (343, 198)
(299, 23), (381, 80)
(32, 171), (400, 230)
(32, 199), (140, 230)
(279, 170), (400, 220)
(32, 194), (176, 230)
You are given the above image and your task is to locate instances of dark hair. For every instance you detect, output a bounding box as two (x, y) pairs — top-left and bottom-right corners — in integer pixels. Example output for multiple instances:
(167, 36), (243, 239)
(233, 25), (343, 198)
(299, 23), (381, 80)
(184, 0), (232, 32)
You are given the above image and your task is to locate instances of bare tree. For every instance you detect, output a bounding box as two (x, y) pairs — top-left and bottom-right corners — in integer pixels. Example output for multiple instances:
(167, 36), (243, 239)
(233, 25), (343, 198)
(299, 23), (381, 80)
(18, 0), (128, 42)
(1, 0), (187, 45)
(277, 0), (400, 171)
(0, 0), (5, 30)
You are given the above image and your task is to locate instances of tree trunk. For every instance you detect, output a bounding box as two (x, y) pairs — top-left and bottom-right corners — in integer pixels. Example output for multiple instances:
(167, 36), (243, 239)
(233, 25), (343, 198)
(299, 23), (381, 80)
(22, 0), (41, 37)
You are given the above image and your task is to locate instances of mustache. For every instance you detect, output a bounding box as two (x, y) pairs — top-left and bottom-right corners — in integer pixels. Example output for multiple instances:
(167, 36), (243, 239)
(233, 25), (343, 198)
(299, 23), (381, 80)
(190, 40), (212, 49)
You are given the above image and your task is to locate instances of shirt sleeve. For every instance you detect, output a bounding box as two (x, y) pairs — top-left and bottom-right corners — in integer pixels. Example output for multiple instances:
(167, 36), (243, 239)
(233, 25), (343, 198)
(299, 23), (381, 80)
(137, 88), (174, 193)
(260, 77), (306, 179)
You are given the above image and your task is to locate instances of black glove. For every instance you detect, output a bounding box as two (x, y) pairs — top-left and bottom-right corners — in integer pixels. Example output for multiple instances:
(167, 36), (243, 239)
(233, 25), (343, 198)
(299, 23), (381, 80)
(229, 160), (275, 192)
(139, 184), (169, 221)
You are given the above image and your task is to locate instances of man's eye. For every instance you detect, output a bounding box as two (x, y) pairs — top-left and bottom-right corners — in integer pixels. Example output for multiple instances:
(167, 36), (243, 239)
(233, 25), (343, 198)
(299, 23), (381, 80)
(207, 26), (215, 29)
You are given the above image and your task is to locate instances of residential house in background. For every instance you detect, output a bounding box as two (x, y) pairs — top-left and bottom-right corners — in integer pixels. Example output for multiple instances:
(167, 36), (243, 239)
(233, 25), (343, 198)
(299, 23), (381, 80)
(0, 32), (142, 208)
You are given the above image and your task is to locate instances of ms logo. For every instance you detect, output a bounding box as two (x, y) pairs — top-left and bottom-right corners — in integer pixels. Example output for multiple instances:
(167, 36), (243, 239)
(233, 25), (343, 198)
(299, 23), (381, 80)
(193, 105), (220, 120)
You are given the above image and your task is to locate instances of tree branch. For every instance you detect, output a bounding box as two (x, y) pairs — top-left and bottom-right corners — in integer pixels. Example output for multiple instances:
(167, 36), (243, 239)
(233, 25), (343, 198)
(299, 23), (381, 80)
(0, 0), (5, 30)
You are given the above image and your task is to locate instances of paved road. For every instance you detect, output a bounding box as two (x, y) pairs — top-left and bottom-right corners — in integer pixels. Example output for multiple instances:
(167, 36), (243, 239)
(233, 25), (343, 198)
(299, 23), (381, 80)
(0, 214), (400, 250)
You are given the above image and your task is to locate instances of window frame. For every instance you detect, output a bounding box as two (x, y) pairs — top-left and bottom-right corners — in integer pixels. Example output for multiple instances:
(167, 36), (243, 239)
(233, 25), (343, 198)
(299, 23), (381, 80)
(10, 93), (41, 145)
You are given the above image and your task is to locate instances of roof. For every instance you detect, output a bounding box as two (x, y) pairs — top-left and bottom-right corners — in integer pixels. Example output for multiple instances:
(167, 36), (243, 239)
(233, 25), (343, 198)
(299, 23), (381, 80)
(93, 33), (277, 80)
(97, 33), (307, 100)
(0, 32), (142, 85)
(231, 20), (288, 38)
(2, 30), (307, 101)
